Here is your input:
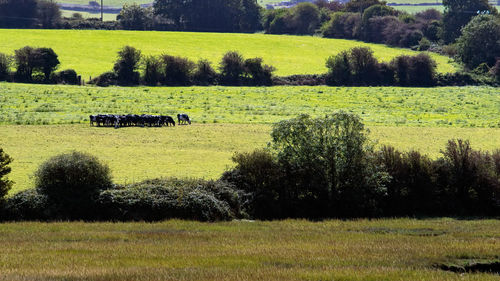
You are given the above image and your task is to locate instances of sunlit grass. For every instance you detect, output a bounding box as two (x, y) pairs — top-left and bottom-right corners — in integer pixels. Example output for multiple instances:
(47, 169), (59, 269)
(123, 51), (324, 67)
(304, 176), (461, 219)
(2, 84), (498, 127)
(0, 218), (498, 280)
(0, 29), (457, 79)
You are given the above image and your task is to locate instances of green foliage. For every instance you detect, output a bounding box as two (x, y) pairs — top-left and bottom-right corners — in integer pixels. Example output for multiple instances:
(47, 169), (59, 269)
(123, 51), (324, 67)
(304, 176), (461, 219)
(118, 3), (153, 30)
(153, 0), (261, 32)
(161, 54), (195, 86)
(441, 0), (495, 43)
(98, 178), (241, 221)
(13, 46), (60, 82)
(0, 0), (37, 28)
(0, 148), (13, 200)
(456, 15), (500, 69)
(321, 12), (361, 39)
(3, 189), (51, 220)
(344, 0), (385, 13)
(326, 50), (351, 85)
(142, 55), (163, 86)
(0, 53), (11, 81)
(52, 69), (79, 85)
(289, 2), (321, 34)
(219, 51), (245, 85)
(35, 151), (113, 219)
(418, 37), (431, 51)
(193, 59), (217, 85)
(114, 46), (141, 85)
(37, 0), (62, 28)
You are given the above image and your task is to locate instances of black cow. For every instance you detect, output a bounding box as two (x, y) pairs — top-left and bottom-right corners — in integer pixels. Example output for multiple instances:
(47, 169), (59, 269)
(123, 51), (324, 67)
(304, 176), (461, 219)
(177, 114), (191, 125)
(161, 116), (176, 126)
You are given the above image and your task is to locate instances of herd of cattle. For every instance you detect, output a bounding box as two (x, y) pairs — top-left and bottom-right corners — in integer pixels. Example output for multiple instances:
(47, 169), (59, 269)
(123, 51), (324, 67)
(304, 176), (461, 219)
(89, 114), (191, 128)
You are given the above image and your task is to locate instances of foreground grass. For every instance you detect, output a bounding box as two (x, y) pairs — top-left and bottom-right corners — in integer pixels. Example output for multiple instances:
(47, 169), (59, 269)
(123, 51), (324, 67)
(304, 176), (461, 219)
(2, 84), (499, 127)
(3, 124), (500, 193)
(0, 29), (456, 78)
(0, 218), (499, 280)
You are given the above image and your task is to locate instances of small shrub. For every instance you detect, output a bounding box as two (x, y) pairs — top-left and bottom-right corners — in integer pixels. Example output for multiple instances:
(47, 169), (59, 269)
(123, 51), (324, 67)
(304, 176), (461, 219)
(418, 37), (431, 51)
(244, 57), (275, 86)
(491, 59), (500, 82)
(325, 50), (351, 85)
(35, 151), (113, 219)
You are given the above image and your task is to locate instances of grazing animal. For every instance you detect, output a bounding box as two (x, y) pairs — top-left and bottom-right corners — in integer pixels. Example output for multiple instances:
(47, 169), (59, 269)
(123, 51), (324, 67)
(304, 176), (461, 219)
(89, 115), (97, 126)
(161, 116), (176, 126)
(177, 114), (191, 125)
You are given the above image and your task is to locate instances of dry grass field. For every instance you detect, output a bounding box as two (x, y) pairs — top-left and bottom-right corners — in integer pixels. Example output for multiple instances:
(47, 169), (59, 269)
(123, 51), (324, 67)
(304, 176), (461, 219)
(0, 218), (499, 281)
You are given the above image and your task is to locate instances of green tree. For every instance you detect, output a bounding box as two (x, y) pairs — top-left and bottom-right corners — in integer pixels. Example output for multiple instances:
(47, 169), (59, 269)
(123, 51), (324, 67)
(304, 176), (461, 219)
(441, 0), (495, 43)
(325, 50), (351, 85)
(290, 2), (320, 34)
(456, 15), (500, 69)
(32, 47), (60, 81)
(0, 148), (13, 200)
(118, 3), (153, 30)
(14, 46), (36, 82)
(219, 51), (245, 85)
(37, 0), (61, 28)
(270, 112), (388, 217)
(113, 46), (141, 85)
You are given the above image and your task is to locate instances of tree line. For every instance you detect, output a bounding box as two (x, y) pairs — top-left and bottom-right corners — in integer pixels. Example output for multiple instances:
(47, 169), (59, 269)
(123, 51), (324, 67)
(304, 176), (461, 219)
(2, 45), (499, 87)
(1, 112), (499, 221)
(90, 46), (275, 86)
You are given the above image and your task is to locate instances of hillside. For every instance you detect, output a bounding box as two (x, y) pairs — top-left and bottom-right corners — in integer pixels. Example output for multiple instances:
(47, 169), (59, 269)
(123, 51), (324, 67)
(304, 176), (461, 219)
(0, 29), (456, 79)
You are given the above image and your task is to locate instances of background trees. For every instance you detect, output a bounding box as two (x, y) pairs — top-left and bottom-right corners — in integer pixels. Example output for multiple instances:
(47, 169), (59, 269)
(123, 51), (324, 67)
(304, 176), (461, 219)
(456, 15), (500, 69)
(113, 46), (142, 85)
(117, 4), (154, 30)
(441, 0), (495, 43)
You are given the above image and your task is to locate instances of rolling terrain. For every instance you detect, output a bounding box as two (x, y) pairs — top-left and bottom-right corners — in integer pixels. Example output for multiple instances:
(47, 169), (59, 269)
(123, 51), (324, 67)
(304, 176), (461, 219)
(0, 29), (457, 79)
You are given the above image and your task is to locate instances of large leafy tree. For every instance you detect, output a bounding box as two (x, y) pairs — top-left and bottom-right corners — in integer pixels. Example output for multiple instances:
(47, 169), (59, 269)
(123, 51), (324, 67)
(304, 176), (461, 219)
(456, 15), (500, 69)
(118, 4), (154, 30)
(441, 0), (495, 43)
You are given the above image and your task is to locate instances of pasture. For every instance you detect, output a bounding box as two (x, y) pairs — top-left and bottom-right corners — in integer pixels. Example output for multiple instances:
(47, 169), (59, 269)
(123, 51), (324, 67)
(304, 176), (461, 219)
(0, 218), (499, 280)
(0, 29), (457, 79)
(2, 83), (500, 192)
(3, 124), (500, 193)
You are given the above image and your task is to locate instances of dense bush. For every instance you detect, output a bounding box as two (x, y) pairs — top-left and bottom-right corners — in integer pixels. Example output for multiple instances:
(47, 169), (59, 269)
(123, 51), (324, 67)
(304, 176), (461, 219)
(326, 47), (436, 86)
(98, 178), (242, 221)
(219, 51), (246, 85)
(35, 151), (113, 219)
(2, 189), (51, 221)
(193, 59), (217, 85)
(321, 12), (361, 39)
(114, 46), (141, 85)
(52, 69), (79, 85)
(142, 55), (163, 86)
(456, 15), (500, 69)
(92, 71), (118, 87)
(0, 148), (13, 201)
(161, 55), (195, 86)
(0, 53), (10, 81)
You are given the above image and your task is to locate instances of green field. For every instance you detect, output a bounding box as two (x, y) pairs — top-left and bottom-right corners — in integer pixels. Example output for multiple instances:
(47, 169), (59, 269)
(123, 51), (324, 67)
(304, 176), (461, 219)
(0, 29), (457, 79)
(3, 84), (498, 127)
(0, 219), (499, 280)
(2, 83), (500, 192)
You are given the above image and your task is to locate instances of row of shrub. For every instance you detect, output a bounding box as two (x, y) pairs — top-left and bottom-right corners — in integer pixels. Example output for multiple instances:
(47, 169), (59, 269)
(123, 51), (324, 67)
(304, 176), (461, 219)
(1, 113), (499, 221)
(91, 46), (275, 87)
(0, 47), (79, 85)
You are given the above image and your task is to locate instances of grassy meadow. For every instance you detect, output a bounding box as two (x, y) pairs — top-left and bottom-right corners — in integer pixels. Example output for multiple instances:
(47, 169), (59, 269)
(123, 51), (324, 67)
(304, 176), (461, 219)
(0, 29), (457, 79)
(0, 218), (499, 280)
(2, 83), (498, 127)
